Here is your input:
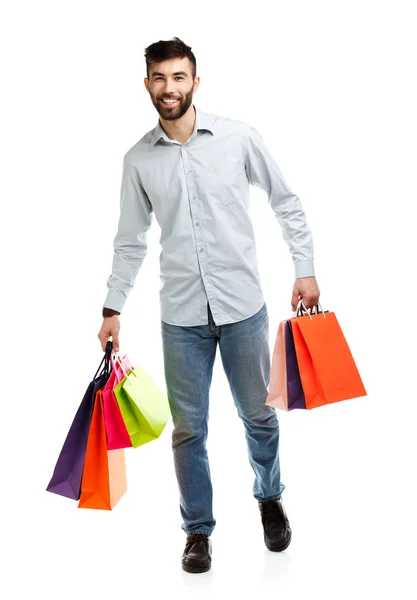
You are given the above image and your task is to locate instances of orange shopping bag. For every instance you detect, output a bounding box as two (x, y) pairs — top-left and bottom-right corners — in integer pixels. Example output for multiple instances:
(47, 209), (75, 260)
(291, 302), (367, 409)
(78, 389), (127, 510)
(266, 320), (289, 410)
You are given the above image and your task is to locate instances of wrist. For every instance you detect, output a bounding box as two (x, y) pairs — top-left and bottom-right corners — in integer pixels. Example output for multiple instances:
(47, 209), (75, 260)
(102, 307), (121, 318)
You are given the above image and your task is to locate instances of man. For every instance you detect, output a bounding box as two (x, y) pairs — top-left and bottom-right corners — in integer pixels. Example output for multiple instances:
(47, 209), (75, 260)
(98, 37), (320, 574)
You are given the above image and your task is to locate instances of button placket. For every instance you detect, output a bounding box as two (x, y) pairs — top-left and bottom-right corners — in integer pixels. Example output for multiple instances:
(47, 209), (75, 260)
(182, 148), (208, 273)
(181, 147), (219, 318)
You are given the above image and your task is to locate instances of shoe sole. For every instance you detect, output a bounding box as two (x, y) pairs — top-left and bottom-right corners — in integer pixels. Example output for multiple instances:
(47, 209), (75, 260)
(265, 531), (292, 552)
(182, 561), (211, 573)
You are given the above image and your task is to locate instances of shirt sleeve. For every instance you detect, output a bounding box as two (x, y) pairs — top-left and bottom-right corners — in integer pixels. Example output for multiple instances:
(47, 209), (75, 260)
(103, 156), (153, 313)
(244, 125), (315, 278)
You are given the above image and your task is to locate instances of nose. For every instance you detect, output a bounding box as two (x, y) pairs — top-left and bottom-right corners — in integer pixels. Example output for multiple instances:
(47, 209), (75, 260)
(162, 82), (177, 96)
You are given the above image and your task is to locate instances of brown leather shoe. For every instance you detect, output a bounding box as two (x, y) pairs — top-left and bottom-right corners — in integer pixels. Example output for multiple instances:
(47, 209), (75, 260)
(259, 497), (292, 551)
(181, 533), (212, 573)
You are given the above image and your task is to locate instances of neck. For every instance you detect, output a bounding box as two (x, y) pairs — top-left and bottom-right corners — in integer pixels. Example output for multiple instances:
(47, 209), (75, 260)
(159, 104), (196, 144)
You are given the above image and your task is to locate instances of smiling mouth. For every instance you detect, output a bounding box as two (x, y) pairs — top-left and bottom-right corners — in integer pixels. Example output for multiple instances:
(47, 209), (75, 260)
(160, 98), (180, 107)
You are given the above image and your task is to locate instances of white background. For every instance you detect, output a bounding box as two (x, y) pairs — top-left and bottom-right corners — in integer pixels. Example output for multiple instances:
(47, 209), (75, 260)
(1, 0), (416, 598)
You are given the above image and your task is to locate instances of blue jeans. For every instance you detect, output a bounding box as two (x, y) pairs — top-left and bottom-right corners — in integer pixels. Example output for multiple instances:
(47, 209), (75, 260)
(160, 302), (285, 535)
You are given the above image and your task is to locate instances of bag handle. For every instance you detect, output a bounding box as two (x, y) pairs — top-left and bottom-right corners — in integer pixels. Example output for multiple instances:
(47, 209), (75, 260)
(93, 340), (113, 380)
(295, 299), (326, 320)
(110, 351), (130, 374)
(111, 351), (137, 383)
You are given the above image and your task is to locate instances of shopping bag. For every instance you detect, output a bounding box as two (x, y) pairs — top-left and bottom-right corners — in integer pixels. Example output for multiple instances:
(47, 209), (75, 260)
(102, 353), (133, 450)
(112, 354), (171, 448)
(291, 303), (367, 409)
(266, 320), (289, 409)
(78, 389), (127, 510)
(46, 343), (112, 500)
(285, 320), (306, 410)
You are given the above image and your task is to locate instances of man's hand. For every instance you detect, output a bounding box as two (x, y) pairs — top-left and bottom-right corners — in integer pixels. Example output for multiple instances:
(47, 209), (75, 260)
(291, 276), (320, 312)
(98, 316), (121, 353)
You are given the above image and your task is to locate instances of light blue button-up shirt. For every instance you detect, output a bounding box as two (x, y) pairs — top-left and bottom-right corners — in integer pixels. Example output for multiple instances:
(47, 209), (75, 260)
(103, 104), (315, 326)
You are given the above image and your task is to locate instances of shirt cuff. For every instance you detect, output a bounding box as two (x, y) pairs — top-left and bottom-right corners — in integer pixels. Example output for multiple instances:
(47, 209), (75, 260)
(294, 260), (315, 278)
(103, 290), (127, 314)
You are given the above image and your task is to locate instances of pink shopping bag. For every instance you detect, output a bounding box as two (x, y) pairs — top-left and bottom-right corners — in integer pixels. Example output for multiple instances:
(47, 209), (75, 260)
(102, 353), (133, 450)
(266, 320), (289, 410)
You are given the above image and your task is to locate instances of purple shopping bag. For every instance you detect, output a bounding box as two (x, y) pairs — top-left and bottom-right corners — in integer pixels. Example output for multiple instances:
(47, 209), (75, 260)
(46, 343), (113, 500)
(285, 320), (306, 410)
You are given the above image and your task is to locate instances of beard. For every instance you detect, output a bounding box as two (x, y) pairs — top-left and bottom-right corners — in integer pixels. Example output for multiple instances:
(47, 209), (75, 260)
(150, 84), (194, 121)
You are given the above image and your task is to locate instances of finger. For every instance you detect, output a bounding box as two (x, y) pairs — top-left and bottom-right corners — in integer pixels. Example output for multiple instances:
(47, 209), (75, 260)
(98, 333), (107, 353)
(308, 294), (320, 309)
(291, 292), (299, 311)
(303, 299), (313, 310)
(112, 335), (120, 353)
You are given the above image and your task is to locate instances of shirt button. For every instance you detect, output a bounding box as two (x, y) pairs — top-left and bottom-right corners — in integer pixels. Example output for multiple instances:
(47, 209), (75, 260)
(199, 248), (204, 252)
(196, 222), (200, 226)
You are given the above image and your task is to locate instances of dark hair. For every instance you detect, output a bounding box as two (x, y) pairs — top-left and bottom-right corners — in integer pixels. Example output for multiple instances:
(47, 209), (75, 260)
(144, 37), (197, 80)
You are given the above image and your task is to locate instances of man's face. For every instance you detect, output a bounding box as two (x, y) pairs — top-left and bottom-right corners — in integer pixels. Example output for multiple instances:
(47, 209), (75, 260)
(145, 57), (199, 121)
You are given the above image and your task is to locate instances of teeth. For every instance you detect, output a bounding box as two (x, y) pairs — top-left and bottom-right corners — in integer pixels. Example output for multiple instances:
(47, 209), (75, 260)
(162, 99), (178, 103)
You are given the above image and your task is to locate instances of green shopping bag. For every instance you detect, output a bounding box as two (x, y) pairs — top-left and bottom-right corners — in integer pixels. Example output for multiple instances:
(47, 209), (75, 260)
(112, 354), (171, 448)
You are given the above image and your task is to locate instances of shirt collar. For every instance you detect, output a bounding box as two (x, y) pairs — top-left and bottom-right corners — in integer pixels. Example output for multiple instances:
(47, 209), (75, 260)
(150, 104), (214, 147)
